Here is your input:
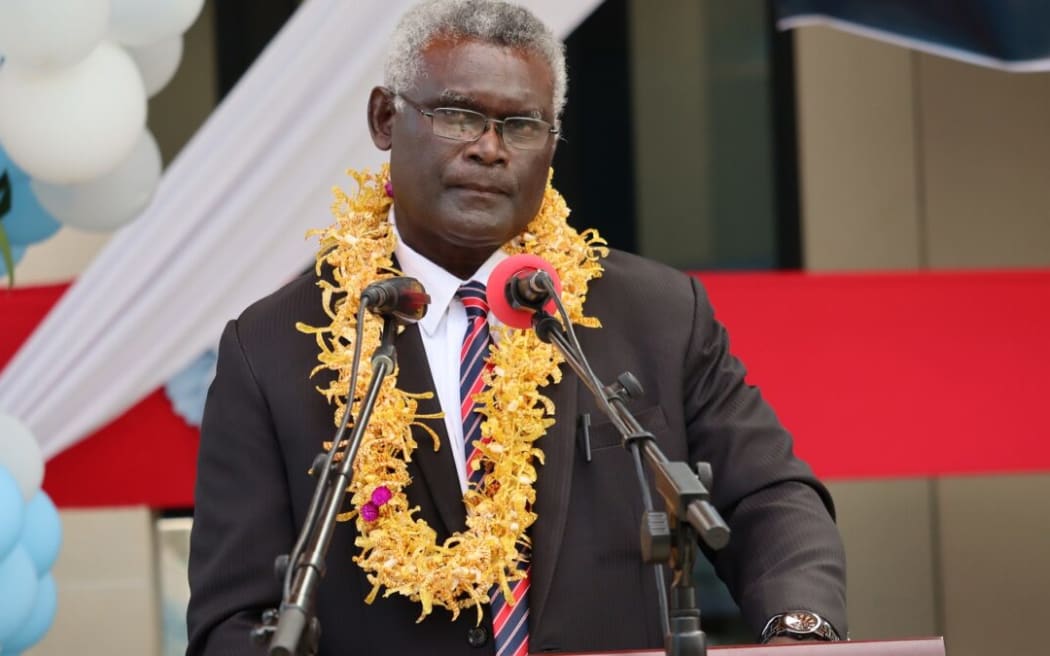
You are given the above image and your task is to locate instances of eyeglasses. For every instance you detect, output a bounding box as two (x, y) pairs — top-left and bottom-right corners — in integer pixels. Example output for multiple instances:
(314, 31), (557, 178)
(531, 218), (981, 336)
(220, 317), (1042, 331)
(397, 94), (558, 151)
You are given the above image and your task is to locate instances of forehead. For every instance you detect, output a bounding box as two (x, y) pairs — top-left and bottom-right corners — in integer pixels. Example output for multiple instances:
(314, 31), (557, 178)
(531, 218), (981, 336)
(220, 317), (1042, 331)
(413, 37), (555, 115)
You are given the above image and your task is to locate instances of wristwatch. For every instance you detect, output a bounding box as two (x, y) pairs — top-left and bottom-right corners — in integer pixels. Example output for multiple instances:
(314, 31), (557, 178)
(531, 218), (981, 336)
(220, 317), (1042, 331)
(761, 611), (841, 642)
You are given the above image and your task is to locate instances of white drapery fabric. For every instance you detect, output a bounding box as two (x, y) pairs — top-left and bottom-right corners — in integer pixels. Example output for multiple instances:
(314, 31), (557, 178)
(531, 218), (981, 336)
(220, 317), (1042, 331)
(0, 0), (603, 457)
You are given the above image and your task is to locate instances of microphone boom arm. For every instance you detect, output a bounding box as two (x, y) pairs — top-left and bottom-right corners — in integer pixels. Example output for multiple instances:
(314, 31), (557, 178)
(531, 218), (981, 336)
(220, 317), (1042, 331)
(531, 309), (729, 656)
(261, 315), (400, 656)
(532, 313), (728, 548)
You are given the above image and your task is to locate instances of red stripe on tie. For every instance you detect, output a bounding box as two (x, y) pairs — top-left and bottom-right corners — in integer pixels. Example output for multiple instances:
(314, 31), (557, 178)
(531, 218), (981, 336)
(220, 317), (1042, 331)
(492, 577), (530, 630)
(461, 378), (485, 413)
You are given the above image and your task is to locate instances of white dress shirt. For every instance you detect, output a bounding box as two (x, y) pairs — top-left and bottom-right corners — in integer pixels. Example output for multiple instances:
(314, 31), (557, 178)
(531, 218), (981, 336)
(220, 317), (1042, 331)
(392, 218), (507, 494)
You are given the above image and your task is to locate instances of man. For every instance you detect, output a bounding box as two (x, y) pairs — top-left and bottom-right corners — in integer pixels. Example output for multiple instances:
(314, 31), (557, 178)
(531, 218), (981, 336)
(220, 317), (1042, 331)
(186, 1), (847, 654)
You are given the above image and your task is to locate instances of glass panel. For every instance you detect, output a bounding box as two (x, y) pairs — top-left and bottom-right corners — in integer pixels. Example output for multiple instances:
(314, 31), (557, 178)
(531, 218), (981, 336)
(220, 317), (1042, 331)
(157, 516), (193, 656)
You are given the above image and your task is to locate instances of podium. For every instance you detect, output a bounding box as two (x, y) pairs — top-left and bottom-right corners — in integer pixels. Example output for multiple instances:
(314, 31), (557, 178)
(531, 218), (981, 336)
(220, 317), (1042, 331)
(563, 638), (946, 656)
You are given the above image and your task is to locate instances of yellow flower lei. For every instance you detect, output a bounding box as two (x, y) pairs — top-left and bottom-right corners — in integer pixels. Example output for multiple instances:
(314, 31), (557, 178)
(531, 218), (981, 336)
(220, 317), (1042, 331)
(298, 165), (607, 623)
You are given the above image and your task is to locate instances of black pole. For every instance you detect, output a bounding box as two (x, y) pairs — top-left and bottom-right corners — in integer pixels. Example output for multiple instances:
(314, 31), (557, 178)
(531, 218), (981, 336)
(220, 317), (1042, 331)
(260, 316), (399, 656)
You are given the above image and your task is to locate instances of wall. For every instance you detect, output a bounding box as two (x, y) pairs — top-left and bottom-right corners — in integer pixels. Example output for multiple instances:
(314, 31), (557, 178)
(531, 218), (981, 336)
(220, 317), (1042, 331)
(795, 25), (1050, 656)
(28, 508), (161, 655)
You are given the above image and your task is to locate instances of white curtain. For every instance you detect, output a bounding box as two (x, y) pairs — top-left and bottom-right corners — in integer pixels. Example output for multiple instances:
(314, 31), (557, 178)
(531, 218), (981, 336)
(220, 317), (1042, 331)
(0, 0), (604, 458)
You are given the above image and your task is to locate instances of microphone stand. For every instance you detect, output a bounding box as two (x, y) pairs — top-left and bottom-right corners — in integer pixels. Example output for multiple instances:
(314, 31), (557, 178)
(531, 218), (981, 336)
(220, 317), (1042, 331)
(254, 315), (400, 656)
(531, 311), (730, 656)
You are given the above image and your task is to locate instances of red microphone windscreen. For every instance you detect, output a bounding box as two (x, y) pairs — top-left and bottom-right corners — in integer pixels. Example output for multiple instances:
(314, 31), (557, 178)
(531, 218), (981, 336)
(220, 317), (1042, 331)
(486, 254), (562, 329)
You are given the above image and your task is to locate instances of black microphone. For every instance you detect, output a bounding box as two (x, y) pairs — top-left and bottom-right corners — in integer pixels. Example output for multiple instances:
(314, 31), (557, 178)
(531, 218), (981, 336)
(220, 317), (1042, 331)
(509, 269), (553, 308)
(486, 254), (563, 329)
(360, 277), (430, 323)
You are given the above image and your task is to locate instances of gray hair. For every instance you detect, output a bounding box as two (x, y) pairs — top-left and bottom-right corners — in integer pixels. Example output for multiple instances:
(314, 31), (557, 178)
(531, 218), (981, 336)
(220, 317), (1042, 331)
(384, 0), (568, 117)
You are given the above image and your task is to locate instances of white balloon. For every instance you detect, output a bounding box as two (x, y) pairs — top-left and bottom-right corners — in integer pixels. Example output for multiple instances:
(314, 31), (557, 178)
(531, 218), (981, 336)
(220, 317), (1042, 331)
(109, 0), (205, 47)
(126, 36), (184, 98)
(0, 0), (109, 70)
(31, 130), (162, 232)
(0, 40), (147, 185)
(0, 414), (44, 502)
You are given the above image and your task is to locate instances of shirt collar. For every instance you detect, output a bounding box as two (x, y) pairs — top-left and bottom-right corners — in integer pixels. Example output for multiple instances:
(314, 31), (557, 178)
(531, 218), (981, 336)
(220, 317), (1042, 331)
(391, 210), (508, 337)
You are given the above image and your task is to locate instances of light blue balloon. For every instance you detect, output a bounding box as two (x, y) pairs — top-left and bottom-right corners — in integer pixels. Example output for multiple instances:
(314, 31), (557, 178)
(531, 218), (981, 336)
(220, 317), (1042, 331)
(0, 244), (26, 278)
(19, 491), (61, 575)
(0, 468), (24, 559)
(165, 349), (218, 428)
(3, 572), (56, 653)
(0, 546), (38, 643)
(0, 148), (61, 246)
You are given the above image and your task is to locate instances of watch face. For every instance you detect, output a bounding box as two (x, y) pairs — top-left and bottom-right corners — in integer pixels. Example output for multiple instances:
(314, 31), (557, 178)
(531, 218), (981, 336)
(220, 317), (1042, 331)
(784, 612), (820, 633)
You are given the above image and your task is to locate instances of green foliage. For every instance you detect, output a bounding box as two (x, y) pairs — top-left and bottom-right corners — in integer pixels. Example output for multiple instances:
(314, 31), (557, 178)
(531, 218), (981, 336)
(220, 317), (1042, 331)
(0, 170), (15, 286)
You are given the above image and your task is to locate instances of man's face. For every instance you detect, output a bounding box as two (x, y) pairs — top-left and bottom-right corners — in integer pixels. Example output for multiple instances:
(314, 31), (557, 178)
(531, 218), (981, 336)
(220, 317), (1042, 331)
(370, 37), (557, 278)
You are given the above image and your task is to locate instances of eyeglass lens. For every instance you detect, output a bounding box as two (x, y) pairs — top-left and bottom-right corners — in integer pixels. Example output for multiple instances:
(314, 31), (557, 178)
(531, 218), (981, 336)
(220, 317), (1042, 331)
(431, 108), (551, 149)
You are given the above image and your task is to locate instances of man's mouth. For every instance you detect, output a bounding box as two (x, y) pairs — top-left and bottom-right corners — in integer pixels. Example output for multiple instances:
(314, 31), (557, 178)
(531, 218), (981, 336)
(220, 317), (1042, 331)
(451, 182), (509, 195)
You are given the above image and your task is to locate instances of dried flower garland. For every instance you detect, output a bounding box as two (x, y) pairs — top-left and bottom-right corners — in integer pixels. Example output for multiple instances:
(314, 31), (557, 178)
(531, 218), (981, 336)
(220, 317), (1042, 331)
(297, 165), (607, 622)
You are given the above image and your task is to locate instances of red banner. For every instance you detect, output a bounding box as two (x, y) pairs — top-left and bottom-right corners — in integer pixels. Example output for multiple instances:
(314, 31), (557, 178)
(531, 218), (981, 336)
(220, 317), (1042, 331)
(2, 269), (1048, 508)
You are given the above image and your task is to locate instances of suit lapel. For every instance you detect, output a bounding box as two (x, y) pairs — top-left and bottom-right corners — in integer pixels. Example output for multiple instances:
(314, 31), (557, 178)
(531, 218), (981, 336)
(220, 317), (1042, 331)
(395, 323), (467, 537)
(529, 361), (578, 631)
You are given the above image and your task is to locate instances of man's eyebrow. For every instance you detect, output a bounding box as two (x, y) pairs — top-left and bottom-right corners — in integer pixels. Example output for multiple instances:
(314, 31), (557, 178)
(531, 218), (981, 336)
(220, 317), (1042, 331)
(437, 90), (545, 119)
(437, 90), (477, 107)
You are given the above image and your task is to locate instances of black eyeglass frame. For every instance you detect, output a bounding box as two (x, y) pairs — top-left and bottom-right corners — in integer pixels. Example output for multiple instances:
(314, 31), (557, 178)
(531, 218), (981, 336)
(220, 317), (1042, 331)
(395, 93), (560, 151)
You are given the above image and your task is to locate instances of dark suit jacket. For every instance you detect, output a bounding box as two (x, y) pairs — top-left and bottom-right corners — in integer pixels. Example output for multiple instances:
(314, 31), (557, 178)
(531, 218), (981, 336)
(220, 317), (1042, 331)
(186, 248), (847, 655)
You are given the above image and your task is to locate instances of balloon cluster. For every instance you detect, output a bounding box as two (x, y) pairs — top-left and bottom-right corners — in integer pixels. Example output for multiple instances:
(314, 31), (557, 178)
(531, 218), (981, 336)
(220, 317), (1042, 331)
(0, 414), (61, 655)
(0, 0), (204, 277)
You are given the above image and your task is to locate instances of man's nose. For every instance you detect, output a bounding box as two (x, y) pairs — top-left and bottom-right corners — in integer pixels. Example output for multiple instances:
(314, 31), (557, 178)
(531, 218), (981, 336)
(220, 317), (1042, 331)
(465, 120), (508, 164)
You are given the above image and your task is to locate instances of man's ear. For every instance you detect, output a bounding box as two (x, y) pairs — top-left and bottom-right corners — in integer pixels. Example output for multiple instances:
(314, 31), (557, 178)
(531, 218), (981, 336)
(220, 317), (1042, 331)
(368, 86), (396, 151)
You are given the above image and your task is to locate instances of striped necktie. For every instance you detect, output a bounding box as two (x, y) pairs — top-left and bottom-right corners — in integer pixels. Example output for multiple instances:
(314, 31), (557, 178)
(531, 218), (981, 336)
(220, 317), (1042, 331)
(456, 281), (531, 656)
